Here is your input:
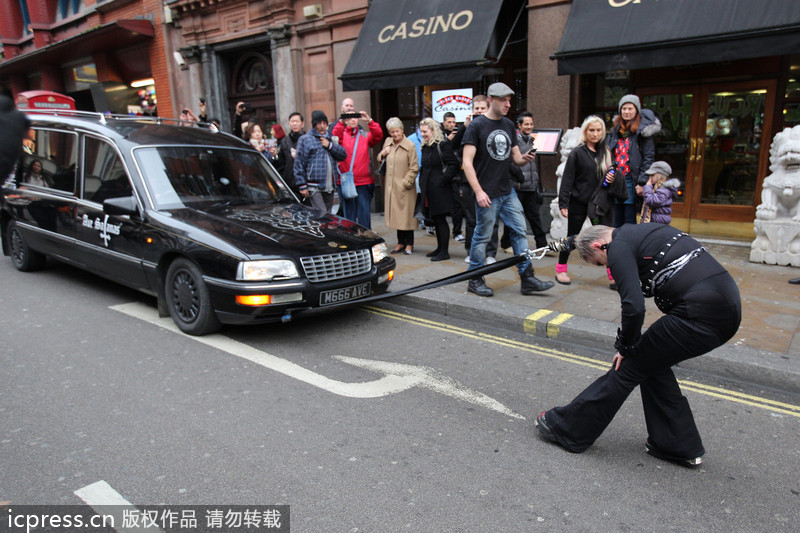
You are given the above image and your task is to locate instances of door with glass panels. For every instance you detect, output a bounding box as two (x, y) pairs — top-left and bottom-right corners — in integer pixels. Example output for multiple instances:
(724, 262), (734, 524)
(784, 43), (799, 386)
(641, 80), (775, 223)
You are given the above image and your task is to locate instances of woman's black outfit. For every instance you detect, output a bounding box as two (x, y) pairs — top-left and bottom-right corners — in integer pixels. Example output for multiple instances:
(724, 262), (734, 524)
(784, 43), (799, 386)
(420, 140), (460, 260)
(557, 144), (614, 265)
(543, 224), (741, 460)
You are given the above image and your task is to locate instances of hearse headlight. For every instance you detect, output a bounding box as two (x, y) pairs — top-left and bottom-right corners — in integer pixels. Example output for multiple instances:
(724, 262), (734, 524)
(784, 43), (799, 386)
(237, 260), (299, 281)
(372, 243), (389, 263)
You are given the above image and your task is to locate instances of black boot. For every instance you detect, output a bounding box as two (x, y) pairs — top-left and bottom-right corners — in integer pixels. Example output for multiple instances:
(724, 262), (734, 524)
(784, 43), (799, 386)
(467, 276), (494, 297)
(520, 265), (554, 294)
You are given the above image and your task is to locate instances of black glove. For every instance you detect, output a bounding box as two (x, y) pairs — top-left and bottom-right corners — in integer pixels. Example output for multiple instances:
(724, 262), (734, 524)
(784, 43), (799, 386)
(614, 328), (639, 358)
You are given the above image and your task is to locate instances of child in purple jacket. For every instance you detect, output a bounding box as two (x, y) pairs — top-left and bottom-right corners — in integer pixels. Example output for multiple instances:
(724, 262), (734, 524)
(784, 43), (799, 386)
(638, 161), (680, 224)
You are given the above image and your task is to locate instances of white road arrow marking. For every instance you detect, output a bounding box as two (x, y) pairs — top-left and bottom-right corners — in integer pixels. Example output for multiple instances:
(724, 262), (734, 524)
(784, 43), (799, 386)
(111, 302), (524, 419)
(334, 356), (525, 419)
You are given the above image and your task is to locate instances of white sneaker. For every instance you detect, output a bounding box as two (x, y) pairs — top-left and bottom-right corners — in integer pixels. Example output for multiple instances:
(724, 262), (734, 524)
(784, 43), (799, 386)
(486, 257), (497, 265)
(464, 256), (471, 264)
(454, 234), (465, 242)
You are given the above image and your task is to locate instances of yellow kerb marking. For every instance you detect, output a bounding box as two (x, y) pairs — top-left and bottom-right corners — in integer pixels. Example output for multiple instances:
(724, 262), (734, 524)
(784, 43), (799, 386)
(547, 313), (573, 338)
(524, 310), (553, 334)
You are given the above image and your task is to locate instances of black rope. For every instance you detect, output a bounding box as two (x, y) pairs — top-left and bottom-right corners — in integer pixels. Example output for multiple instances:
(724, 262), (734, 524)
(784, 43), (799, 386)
(315, 255), (526, 313)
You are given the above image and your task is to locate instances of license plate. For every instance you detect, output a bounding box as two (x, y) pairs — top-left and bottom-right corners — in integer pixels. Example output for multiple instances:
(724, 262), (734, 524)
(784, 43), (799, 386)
(320, 282), (371, 306)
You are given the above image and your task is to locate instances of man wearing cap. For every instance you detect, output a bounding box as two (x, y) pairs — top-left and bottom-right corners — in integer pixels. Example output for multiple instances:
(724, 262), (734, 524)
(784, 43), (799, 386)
(461, 82), (554, 296)
(293, 110), (347, 214)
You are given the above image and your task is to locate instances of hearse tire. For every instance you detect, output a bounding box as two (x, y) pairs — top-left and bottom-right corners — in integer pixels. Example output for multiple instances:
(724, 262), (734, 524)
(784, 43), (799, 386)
(165, 257), (221, 336)
(7, 222), (46, 272)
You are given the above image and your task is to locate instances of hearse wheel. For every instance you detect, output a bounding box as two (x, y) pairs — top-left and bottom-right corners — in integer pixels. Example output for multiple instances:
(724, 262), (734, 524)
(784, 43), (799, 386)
(165, 257), (221, 336)
(7, 221), (46, 272)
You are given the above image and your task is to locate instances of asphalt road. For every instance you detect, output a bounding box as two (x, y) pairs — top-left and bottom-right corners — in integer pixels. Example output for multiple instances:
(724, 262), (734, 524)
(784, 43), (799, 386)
(1, 258), (799, 532)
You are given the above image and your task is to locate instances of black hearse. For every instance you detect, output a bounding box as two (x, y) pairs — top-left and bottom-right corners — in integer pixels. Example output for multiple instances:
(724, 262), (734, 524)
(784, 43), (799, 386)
(1, 112), (394, 335)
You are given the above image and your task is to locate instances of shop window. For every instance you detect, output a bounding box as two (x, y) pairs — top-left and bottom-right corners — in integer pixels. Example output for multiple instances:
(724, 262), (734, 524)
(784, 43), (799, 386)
(701, 89), (766, 206)
(783, 55), (800, 129)
(641, 93), (691, 203)
(20, 129), (78, 193)
(57, 0), (83, 20)
(580, 71), (632, 125)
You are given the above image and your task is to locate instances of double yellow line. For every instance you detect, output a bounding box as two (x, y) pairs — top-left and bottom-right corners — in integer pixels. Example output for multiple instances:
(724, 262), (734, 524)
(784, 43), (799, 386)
(364, 305), (800, 419)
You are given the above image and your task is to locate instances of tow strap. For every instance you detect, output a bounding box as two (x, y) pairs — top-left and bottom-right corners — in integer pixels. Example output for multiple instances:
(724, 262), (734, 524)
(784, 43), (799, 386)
(300, 244), (560, 319)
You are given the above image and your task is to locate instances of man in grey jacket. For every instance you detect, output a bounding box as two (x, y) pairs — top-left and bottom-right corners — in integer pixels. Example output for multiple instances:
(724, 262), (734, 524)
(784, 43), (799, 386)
(502, 112), (548, 249)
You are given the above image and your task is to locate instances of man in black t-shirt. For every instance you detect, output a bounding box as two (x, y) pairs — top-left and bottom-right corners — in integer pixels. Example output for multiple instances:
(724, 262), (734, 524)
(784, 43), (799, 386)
(461, 83), (553, 297)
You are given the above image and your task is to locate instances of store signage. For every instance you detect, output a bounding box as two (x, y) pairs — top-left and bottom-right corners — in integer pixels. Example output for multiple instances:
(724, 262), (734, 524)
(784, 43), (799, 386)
(378, 10), (473, 43)
(432, 89), (473, 123)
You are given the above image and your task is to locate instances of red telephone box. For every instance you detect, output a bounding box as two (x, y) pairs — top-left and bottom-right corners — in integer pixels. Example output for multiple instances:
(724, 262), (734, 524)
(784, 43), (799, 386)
(15, 90), (76, 112)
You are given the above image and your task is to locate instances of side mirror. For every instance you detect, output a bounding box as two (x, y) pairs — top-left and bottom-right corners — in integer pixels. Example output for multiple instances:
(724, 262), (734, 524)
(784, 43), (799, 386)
(103, 196), (139, 217)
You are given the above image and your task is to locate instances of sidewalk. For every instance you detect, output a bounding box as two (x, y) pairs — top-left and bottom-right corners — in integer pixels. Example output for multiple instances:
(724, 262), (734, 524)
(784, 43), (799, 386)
(368, 213), (800, 395)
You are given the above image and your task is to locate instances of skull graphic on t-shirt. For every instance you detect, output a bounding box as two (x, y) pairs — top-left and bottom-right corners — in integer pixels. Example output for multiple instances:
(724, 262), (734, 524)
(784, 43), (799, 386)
(486, 129), (511, 161)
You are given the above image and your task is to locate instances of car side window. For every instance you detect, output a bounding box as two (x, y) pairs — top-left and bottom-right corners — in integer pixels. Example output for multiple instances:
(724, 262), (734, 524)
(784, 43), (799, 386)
(19, 128), (78, 193)
(82, 137), (133, 204)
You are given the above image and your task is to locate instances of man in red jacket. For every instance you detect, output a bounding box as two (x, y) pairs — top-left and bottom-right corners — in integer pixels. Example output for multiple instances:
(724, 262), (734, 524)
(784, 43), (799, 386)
(331, 103), (383, 228)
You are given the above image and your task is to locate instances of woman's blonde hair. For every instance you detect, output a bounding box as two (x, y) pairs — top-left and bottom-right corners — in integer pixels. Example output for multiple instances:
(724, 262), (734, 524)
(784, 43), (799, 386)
(419, 118), (444, 146)
(386, 117), (404, 132)
(579, 115), (612, 175)
(579, 115), (606, 144)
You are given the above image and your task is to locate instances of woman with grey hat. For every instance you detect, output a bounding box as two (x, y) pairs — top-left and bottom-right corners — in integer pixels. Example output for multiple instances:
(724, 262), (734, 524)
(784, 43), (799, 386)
(607, 94), (661, 228)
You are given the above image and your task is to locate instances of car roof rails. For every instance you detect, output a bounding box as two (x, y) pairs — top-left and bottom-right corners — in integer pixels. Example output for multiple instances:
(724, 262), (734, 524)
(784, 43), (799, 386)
(24, 108), (218, 129)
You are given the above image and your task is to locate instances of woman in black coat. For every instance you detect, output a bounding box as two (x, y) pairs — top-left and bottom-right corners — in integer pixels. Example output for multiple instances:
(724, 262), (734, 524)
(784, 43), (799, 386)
(556, 115), (614, 284)
(419, 118), (460, 261)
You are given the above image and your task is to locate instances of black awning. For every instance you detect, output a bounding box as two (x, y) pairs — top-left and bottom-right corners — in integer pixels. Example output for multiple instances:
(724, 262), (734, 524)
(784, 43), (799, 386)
(553, 0), (800, 75)
(340, 0), (505, 91)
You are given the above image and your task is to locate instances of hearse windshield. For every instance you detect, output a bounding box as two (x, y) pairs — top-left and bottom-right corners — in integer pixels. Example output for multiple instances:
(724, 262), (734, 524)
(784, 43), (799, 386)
(134, 146), (295, 210)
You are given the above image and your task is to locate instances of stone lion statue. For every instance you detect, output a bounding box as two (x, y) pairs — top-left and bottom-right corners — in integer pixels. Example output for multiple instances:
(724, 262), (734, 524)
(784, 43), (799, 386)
(755, 125), (800, 221)
(549, 127), (583, 239)
(750, 125), (800, 266)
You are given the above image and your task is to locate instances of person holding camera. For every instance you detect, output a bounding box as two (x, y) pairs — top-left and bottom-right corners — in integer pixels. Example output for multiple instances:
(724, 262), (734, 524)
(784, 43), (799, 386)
(331, 100), (383, 228)
(233, 101), (249, 140)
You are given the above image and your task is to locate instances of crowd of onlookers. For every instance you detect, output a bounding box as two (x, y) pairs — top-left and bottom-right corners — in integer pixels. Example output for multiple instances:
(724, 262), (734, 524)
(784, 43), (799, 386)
(183, 90), (684, 295)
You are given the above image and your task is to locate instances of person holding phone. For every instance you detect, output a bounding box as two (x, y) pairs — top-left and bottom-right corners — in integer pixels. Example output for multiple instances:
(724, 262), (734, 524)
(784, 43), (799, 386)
(331, 101), (383, 228)
(501, 111), (547, 252)
(461, 83), (553, 296)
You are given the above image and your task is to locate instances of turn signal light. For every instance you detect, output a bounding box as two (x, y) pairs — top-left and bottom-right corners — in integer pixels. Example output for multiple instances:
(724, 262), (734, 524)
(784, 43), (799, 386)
(236, 295), (272, 306)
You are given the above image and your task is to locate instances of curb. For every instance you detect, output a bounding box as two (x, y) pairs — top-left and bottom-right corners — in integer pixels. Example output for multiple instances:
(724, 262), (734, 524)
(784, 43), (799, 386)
(380, 282), (800, 396)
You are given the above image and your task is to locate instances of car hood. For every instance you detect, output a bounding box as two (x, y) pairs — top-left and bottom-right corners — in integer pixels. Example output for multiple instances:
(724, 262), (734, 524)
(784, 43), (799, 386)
(163, 202), (384, 257)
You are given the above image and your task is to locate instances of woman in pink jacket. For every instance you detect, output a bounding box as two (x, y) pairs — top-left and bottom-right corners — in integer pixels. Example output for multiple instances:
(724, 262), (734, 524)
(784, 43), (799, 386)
(332, 111), (383, 228)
